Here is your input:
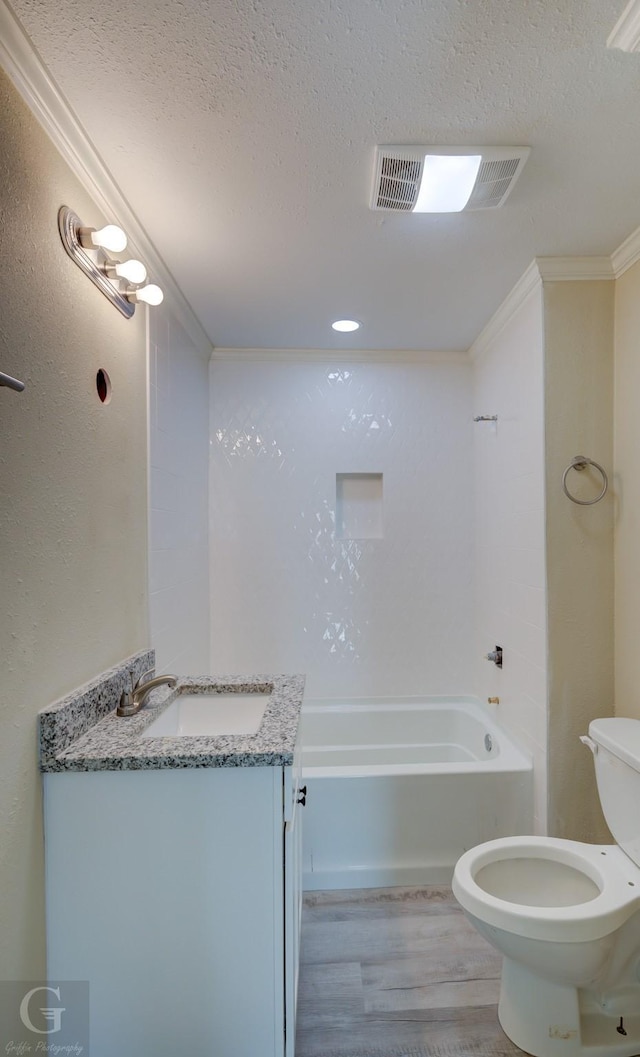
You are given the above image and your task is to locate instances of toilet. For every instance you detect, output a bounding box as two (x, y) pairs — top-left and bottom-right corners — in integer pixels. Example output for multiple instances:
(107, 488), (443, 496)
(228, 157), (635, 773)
(452, 717), (640, 1057)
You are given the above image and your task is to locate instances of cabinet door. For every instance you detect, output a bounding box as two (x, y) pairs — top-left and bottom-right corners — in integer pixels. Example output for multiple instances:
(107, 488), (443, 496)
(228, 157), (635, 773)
(45, 768), (284, 1057)
(284, 788), (304, 1056)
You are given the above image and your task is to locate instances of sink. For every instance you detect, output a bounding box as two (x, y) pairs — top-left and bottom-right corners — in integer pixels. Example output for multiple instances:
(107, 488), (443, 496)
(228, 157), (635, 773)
(141, 692), (270, 738)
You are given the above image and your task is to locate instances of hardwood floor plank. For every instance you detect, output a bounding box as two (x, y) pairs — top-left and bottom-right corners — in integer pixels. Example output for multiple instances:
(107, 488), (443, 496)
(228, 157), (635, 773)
(303, 886), (460, 920)
(298, 961), (364, 999)
(302, 885), (456, 906)
(364, 977), (501, 1013)
(295, 884), (520, 1057)
(296, 961), (366, 1029)
(295, 1007), (521, 1057)
(300, 912), (480, 966)
(362, 948), (502, 990)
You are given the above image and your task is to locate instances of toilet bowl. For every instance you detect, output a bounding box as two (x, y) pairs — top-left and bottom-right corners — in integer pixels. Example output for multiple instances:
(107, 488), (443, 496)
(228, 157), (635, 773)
(452, 718), (640, 1057)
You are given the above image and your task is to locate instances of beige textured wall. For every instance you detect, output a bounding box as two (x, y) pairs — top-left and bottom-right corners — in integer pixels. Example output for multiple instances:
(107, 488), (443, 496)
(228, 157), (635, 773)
(543, 280), (614, 842)
(0, 69), (149, 978)
(614, 260), (640, 720)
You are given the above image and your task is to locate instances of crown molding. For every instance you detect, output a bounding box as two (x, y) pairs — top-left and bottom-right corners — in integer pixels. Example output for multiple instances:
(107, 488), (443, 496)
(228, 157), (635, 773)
(611, 224), (640, 277)
(210, 348), (469, 365)
(535, 256), (614, 280)
(469, 251), (625, 360)
(468, 261), (542, 361)
(0, 0), (212, 356)
(607, 0), (640, 51)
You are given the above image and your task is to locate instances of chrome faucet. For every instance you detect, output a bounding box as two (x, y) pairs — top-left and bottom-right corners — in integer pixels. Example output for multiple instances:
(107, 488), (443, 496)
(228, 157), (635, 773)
(116, 668), (177, 717)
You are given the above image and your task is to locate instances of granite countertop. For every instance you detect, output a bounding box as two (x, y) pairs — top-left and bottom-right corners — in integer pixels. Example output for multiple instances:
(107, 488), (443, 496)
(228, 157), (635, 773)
(40, 664), (305, 772)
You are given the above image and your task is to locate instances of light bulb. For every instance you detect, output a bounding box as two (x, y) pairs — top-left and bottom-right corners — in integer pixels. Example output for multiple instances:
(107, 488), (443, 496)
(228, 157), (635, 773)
(105, 259), (148, 284)
(332, 319), (360, 332)
(92, 224), (127, 251)
(127, 283), (164, 306)
(79, 224), (128, 252)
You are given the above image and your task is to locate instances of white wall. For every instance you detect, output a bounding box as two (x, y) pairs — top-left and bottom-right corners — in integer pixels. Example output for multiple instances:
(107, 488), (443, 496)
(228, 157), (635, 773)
(148, 309), (211, 674)
(614, 259), (640, 721)
(471, 284), (548, 833)
(209, 355), (474, 697)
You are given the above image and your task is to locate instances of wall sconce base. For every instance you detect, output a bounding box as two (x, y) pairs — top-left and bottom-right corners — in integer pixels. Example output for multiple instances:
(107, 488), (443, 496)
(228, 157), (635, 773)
(58, 206), (135, 319)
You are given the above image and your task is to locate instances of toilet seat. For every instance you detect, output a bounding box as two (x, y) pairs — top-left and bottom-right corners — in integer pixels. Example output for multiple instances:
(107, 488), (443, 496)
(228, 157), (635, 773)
(453, 836), (640, 942)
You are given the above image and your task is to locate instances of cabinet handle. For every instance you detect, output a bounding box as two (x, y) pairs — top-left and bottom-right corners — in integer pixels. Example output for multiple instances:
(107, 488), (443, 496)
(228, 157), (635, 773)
(297, 785), (307, 806)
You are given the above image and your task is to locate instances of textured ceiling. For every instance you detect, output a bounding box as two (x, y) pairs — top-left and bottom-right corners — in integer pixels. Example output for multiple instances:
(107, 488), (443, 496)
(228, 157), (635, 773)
(9, 0), (640, 349)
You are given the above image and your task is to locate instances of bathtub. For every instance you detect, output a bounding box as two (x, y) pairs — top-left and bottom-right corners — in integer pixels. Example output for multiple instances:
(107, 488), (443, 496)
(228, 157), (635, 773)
(300, 697), (533, 890)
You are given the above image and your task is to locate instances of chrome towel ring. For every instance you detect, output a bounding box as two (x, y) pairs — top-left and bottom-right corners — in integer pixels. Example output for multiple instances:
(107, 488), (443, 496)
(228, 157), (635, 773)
(562, 455), (608, 506)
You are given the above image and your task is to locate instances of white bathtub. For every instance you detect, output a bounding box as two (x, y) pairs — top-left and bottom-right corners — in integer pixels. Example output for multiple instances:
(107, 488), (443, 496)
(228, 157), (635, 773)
(301, 697), (533, 890)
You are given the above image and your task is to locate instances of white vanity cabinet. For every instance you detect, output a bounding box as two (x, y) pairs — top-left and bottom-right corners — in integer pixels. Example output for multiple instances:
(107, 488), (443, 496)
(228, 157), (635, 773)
(44, 762), (303, 1057)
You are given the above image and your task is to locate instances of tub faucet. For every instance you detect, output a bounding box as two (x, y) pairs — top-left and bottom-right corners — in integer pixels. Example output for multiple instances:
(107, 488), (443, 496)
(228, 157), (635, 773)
(485, 646), (503, 668)
(116, 668), (177, 717)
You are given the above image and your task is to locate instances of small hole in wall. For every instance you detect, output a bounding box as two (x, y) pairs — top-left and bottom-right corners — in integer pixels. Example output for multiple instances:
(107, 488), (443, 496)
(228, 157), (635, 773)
(96, 368), (112, 404)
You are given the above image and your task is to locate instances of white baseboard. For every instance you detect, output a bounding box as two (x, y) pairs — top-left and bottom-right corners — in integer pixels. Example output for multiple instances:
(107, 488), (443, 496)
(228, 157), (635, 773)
(302, 863), (454, 891)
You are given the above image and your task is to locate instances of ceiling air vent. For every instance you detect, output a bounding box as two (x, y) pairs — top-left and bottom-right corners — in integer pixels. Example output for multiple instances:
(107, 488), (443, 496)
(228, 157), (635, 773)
(375, 153), (423, 211)
(371, 146), (530, 213)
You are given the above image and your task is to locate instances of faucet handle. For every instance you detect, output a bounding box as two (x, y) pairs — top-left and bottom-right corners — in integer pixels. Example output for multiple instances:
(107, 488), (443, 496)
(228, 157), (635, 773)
(485, 647), (503, 668)
(134, 667), (155, 690)
(117, 676), (136, 717)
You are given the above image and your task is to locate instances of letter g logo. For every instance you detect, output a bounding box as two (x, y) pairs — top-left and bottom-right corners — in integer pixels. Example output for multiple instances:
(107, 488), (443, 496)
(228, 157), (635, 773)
(19, 986), (66, 1034)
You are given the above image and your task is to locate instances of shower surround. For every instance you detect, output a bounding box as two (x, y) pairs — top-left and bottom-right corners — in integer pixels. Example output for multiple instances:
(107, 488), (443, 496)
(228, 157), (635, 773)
(209, 354), (474, 699)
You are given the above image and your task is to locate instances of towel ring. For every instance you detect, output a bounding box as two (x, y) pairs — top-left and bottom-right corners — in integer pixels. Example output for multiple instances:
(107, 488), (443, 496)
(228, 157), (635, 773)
(562, 455), (608, 506)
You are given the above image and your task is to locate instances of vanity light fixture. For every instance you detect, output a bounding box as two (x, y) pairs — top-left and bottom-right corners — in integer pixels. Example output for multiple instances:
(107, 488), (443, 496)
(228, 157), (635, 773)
(332, 319), (361, 332)
(58, 206), (163, 318)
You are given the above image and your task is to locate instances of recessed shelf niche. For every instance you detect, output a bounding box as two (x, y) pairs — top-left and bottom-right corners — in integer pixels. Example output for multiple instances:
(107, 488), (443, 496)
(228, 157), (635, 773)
(336, 473), (383, 540)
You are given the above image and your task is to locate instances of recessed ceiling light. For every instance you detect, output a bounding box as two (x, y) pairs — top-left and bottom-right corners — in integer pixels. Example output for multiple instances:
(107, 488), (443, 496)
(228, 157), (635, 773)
(332, 319), (361, 332)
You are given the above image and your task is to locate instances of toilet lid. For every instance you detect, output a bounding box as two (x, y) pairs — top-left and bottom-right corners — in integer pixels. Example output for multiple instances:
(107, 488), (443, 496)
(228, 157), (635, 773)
(590, 718), (640, 774)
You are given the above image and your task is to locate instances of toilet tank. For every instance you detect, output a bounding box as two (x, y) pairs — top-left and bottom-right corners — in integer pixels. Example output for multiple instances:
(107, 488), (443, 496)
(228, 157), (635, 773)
(589, 717), (640, 867)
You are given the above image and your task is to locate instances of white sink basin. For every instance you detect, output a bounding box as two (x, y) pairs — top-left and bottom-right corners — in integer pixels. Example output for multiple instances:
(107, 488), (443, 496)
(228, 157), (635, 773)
(141, 692), (270, 738)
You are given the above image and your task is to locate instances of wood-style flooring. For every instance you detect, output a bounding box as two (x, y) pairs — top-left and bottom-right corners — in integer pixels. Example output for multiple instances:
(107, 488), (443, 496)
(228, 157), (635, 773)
(294, 885), (522, 1057)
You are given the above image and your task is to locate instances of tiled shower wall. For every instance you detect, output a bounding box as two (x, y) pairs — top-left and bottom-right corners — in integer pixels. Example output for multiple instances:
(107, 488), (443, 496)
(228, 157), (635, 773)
(148, 308), (211, 674)
(209, 355), (474, 698)
(472, 284), (548, 833)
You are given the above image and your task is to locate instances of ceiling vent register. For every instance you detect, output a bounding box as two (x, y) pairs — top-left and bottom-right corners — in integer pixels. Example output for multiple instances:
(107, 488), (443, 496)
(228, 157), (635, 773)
(371, 146), (530, 212)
